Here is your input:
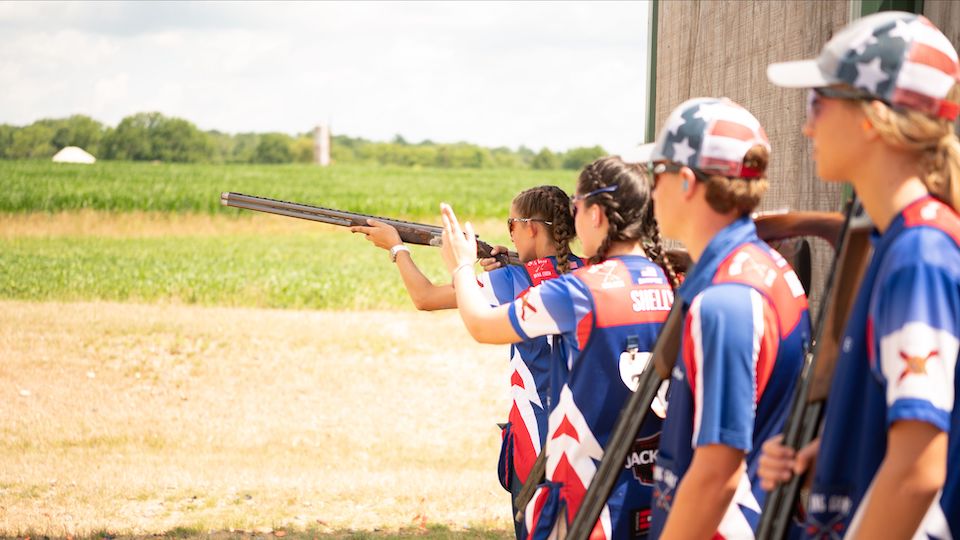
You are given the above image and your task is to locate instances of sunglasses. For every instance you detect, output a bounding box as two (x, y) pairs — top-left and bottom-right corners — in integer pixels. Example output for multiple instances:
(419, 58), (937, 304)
(806, 87), (876, 123)
(507, 217), (552, 233)
(569, 184), (618, 218)
(647, 161), (709, 185)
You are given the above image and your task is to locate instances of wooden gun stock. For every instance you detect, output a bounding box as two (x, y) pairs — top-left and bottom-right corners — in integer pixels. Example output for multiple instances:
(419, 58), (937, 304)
(220, 192), (521, 266)
(757, 197), (874, 540)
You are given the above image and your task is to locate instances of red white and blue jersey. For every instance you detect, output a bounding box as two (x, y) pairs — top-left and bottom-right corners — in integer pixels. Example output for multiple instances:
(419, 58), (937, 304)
(480, 255), (582, 488)
(507, 255), (673, 540)
(807, 196), (960, 539)
(650, 216), (811, 539)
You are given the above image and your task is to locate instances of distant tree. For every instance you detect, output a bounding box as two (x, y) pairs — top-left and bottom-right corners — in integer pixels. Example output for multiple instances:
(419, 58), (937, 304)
(151, 117), (212, 162)
(330, 143), (356, 164)
(392, 134), (408, 145)
(231, 133), (260, 163)
(531, 147), (558, 170)
(206, 130), (235, 164)
(9, 123), (56, 159)
(253, 133), (293, 164)
(0, 124), (16, 158)
(100, 112), (211, 162)
(48, 115), (106, 156)
(561, 145), (607, 170)
(490, 146), (522, 168)
(101, 112), (161, 160)
(291, 136), (315, 163)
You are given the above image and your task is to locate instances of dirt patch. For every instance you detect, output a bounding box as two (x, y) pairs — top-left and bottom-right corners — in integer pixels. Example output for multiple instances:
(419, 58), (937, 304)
(0, 301), (515, 536)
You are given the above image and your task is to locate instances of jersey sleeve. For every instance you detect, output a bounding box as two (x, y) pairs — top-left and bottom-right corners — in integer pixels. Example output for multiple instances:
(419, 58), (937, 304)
(873, 262), (959, 432)
(687, 284), (767, 452)
(507, 276), (586, 341)
(477, 266), (519, 307)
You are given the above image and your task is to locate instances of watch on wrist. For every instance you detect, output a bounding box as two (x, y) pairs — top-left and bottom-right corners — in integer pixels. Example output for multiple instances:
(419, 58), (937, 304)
(389, 244), (410, 263)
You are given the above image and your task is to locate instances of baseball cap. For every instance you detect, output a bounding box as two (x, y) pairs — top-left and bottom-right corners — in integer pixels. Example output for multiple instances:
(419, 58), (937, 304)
(650, 97), (770, 179)
(620, 143), (655, 164)
(767, 11), (960, 120)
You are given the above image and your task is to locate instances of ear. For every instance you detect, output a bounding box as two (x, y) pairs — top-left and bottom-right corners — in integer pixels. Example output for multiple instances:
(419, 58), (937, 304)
(589, 203), (605, 228)
(862, 101), (885, 142)
(680, 167), (698, 200)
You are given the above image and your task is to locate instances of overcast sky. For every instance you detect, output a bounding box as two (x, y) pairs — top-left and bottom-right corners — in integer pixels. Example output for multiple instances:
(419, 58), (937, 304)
(0, 1), (652, 153)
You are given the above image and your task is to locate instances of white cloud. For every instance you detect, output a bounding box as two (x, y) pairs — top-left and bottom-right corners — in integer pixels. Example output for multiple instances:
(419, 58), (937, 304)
(0, 0), (651, 152)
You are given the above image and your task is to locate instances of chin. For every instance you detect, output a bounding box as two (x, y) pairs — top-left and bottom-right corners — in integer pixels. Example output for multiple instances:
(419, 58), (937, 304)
(815, 165), (847, 183)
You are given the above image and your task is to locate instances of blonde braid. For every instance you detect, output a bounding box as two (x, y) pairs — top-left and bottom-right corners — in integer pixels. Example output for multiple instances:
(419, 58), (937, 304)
(859, 84), (960, 211)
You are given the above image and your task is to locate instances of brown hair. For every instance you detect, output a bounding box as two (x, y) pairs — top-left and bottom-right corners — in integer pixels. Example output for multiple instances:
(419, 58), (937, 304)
(859, 84), (960, 212)
(701, 145), (770, 215)
(577, 156), (680, 288)
(512, 185), (577, 274)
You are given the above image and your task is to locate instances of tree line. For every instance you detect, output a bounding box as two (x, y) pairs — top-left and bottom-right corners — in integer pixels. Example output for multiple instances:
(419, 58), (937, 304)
(0, 112), (607, 170)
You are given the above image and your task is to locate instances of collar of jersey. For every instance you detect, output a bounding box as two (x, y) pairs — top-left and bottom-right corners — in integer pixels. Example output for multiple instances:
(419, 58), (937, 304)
(872, 194), (937, 253)
(677, 215), (759, 302)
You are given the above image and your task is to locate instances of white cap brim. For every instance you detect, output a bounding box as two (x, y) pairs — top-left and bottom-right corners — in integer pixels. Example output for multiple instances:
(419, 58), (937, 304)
(767, 60), (831, 88)
(621, 143), (655, 164)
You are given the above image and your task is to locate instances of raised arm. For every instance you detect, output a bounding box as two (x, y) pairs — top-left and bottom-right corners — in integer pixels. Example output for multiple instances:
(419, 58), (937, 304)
(440, 203), (521, 344)
(351, 219), (456, 311)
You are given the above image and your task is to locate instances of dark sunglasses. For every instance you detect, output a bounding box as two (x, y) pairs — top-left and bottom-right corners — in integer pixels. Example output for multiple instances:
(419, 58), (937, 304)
(569, 184), (618, 218)
(806, 86), (877, 122)
(507, 217), (552, 233)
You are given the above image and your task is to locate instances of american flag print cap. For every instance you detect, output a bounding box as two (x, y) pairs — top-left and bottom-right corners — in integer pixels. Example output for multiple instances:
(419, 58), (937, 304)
(767, 11), (960, 121)
(651, 97), (771, 179)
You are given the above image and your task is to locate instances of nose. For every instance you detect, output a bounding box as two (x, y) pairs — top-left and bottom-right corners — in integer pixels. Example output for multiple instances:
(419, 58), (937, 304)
(801, 117), (814, 138)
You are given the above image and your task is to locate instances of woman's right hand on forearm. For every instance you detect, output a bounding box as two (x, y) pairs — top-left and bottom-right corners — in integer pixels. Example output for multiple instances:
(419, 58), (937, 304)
(349, 219), (403, 251)
(758, 435), (820, 491)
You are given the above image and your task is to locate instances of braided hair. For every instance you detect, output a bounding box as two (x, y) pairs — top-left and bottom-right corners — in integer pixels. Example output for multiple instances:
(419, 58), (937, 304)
(577, 156), (680, 289)
(512, 185), (577, 274)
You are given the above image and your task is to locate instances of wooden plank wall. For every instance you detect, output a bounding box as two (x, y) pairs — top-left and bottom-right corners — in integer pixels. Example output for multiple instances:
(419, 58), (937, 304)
(655, 1), (851, 304)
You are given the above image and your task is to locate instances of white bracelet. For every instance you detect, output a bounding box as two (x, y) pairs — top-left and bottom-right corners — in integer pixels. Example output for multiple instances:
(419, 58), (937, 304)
(389, 244), (410, 263)
(452, 261), (474, 277)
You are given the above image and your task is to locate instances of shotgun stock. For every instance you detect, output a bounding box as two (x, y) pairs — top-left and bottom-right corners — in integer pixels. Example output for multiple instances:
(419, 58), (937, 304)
(757, 197), (873, 540)
(220, 192), (521, 266)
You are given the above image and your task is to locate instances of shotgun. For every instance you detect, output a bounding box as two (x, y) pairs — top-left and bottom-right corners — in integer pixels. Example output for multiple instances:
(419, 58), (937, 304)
(220, 192), (521, 266)
(563, 210), (847, 540)
(757, 196), (874, 540)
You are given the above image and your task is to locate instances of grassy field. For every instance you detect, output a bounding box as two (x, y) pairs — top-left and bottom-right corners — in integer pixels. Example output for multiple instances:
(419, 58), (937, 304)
(0, 160), (576, 218)
(0, 160), (582, 309)
(0, 160), (566, 537)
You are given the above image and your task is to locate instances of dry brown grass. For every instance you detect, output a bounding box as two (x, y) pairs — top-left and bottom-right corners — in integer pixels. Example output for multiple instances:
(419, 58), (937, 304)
(0, 211), (509, 241)
(0, 300), (515, 537)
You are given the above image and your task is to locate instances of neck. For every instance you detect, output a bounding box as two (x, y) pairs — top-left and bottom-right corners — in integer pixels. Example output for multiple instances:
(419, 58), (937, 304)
(604, 240), (647, 259)
(681, 210), (738, 262)
(849, 148), (929, 233)
(534, 235), (559, 259)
